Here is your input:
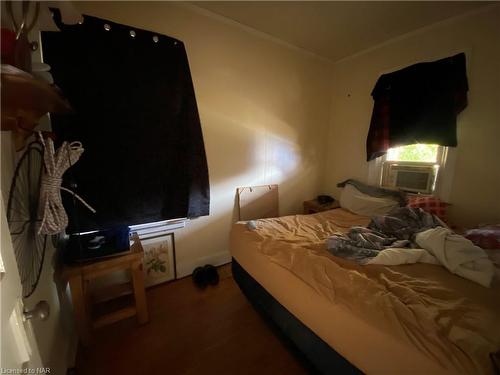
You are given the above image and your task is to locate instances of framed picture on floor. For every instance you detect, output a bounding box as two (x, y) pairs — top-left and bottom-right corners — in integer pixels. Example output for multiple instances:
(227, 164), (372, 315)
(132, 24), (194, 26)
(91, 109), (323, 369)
(140, 232), (177, 287)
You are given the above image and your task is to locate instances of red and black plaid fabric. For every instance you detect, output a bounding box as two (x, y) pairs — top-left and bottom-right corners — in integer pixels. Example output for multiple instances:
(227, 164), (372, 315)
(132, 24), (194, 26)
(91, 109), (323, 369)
(407, 196), (448, 222)
(465, 225), (500, 250)
(366, 53), (468, 161)
(366, 96), (391, 161)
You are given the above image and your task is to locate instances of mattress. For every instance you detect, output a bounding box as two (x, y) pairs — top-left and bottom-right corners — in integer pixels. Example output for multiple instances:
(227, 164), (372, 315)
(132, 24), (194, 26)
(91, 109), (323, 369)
(230, 208), (500, 374)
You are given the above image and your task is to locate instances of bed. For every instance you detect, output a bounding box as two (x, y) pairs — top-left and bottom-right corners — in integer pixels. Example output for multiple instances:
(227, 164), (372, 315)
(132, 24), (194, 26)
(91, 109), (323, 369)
(230, 208), (500, 374)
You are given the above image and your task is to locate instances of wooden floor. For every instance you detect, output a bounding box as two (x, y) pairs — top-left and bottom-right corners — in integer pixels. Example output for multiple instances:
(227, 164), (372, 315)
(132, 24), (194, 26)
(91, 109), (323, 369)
(76, 266), (312, 375)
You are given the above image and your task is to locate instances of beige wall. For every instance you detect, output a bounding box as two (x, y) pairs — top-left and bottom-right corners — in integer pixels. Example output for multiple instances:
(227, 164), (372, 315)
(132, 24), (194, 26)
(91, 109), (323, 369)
(323, 6), (500, 227)
(75, 2), (333, 276)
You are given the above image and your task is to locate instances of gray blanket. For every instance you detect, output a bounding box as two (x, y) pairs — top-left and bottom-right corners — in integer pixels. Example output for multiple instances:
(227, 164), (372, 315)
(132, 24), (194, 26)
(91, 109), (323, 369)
(326, 207), (442, 262)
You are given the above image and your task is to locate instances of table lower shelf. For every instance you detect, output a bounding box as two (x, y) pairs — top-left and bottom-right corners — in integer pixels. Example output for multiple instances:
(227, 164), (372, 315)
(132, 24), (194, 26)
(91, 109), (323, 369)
(93, 306), (137, 329)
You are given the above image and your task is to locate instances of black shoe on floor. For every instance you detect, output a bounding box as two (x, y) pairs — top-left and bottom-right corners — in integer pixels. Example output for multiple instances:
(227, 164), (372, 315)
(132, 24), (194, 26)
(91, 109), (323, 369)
(192, 266), (208, 289)
(204, 264), (219, 286)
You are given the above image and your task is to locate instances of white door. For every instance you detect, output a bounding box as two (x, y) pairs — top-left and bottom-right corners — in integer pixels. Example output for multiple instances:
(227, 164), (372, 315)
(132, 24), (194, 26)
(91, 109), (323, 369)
(2, 4), (82, 373)
(1, 21), (78, 373)
(0, 195), (44, 371)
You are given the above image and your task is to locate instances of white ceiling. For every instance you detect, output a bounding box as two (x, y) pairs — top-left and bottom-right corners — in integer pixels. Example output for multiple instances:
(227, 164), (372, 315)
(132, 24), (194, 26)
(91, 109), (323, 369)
(192, 1), (491, 61)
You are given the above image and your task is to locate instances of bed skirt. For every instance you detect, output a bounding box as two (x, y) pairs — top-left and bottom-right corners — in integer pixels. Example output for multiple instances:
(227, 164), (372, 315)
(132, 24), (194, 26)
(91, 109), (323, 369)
(232, 259), (361, 374)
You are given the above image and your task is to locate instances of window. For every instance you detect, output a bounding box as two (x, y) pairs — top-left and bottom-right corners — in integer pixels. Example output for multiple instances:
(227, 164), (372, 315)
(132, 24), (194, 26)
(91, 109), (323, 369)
(386, 144), (440, 163)
(380, 144), (446, 195)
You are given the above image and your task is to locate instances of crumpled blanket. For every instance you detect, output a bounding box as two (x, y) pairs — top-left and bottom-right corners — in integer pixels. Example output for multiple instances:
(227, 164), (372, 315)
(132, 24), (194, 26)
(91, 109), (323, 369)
(327, 207), (494, 287)
(326, 206), (440, 261)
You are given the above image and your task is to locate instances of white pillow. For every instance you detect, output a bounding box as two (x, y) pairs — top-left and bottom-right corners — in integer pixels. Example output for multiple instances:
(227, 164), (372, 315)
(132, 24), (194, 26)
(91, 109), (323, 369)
(339, 184), (399, 217)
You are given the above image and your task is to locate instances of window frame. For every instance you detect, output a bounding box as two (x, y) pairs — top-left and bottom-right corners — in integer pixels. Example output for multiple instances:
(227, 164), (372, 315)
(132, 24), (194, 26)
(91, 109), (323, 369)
(368, 145), (453, 199)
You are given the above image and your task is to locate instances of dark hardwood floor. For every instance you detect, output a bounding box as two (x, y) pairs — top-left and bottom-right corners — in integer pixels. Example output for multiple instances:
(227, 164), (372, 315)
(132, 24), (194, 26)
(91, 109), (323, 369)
(76, 265), (311, 375)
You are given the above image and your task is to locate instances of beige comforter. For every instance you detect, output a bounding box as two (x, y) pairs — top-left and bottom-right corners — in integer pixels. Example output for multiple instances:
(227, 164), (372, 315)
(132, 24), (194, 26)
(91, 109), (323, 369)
(238, 208), (500, 374)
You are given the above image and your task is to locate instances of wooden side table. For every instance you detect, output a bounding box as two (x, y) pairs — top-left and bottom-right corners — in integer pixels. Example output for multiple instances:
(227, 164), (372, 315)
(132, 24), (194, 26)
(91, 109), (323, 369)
(60, 233), (148, 346)
(303, 199), (340, 214)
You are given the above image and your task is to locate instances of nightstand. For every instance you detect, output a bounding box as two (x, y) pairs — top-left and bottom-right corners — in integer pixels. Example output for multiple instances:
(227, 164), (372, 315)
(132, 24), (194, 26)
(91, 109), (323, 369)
(60, 233), (148, 346)
(303, 199), (340, 214)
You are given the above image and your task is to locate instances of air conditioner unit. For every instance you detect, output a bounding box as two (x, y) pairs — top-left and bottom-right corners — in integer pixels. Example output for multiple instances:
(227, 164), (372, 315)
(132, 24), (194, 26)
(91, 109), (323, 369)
(381, 162), (438, 194)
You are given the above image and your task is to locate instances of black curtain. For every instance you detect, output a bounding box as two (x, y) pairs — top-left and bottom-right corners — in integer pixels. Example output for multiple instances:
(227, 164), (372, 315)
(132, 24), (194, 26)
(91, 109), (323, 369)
(366, 53), (468, 161)
(42, 12), (210, 232)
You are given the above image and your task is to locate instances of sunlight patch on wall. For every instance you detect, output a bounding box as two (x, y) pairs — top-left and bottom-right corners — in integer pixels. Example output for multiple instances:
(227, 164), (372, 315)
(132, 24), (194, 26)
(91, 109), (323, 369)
(265, 135), (300, 184)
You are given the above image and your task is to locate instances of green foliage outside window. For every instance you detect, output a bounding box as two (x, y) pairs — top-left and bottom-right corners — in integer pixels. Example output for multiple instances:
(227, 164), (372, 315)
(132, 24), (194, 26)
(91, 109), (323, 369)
(387, 144), (439, 162)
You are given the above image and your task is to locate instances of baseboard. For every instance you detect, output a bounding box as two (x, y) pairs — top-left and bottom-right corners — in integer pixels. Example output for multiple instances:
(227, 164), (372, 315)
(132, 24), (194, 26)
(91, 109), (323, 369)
(176, 251), (231, 279)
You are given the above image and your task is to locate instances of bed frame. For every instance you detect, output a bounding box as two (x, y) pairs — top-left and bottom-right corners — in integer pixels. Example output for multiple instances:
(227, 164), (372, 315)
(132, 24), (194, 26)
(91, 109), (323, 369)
(232, 259), (361, 374)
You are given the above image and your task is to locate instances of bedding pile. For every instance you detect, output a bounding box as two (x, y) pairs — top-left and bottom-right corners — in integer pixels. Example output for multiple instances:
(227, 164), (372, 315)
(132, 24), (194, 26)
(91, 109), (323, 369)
(326, 207), (494, 287)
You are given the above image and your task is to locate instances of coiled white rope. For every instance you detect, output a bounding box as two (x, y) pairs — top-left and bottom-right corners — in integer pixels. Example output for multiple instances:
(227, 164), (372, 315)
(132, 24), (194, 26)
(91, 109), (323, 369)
(37, 133), (96, 235)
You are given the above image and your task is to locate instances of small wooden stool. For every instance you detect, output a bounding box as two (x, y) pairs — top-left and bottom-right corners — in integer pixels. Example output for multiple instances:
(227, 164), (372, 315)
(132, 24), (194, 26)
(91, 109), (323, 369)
(60, 233), (149, 346)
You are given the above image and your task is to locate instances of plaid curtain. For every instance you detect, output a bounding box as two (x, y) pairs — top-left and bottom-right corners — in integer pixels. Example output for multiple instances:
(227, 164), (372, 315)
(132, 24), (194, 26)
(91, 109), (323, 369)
(366, 53), (468, 161)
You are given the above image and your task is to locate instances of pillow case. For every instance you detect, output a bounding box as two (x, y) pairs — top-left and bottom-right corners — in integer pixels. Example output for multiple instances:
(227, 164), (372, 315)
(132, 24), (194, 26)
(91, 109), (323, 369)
(464, 225), (500, 250)
(407, 196), (448, 221)
(339, 184), (399, 217)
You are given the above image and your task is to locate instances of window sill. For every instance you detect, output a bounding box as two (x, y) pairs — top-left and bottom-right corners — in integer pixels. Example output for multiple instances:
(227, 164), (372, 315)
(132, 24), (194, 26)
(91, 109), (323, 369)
(129, 218), (187, 237)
